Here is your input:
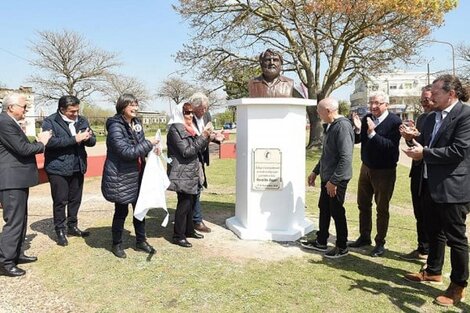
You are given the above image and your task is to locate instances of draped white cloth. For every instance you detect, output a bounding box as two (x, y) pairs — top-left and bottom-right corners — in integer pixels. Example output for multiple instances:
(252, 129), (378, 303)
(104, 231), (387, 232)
(134, 129), (171, 225)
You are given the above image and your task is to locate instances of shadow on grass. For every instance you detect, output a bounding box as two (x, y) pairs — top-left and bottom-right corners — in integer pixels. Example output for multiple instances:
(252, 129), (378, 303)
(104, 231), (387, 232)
(308, 251), (470, 312)
(30, 217), (55, 242)
(197, 200), (235, 227)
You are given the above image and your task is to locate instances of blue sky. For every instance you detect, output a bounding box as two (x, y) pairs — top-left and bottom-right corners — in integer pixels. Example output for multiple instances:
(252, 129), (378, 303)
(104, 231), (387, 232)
(1, 1), (469, 112)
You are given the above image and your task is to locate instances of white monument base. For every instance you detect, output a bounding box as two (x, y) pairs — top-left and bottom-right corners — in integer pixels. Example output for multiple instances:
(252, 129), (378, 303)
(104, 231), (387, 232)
(225, 98), (316, 241)
(226, 216), (314, 241)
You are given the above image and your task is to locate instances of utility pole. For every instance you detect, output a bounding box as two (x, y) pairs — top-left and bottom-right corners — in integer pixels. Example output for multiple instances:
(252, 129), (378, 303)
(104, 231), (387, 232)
(423, 40), (455, 76)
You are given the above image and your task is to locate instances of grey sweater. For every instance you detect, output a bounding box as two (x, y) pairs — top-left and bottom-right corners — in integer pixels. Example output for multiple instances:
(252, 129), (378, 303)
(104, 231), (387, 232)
(313, 116), (354, 184)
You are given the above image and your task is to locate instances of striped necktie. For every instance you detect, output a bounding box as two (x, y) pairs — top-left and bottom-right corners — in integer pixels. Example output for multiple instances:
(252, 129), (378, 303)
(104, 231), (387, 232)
(429, 111), (442, 146)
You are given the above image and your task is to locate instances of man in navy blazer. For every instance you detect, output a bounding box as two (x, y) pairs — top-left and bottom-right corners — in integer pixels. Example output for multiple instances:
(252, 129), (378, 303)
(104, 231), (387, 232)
(0, 93), (51, 277)
(42, 95), (96, 246)
(403, 75), (470, 307)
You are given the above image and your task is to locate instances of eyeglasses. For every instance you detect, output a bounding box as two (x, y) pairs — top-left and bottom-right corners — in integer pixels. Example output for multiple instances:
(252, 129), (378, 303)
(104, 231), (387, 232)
(14, 104), (28, 110)
(368, 101), (386, 106)
(183, 110), (194, 115)
(420, 98), (432, 104)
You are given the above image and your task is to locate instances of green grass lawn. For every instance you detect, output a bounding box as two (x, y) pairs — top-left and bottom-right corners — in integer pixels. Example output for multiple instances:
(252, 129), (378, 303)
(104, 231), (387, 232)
(31, 149), (469, 313)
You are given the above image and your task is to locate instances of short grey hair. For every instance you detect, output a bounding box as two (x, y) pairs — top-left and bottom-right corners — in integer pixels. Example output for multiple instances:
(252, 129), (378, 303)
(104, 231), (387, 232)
(2, 93), (25, 112)
(188, 92), (208, 108)
(369, 91), (389, 104)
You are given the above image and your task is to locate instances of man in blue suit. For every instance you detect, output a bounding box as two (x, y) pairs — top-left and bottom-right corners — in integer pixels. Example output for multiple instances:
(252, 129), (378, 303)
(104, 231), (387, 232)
(0, 93), (51, 276)
(403, 75), (470, 307)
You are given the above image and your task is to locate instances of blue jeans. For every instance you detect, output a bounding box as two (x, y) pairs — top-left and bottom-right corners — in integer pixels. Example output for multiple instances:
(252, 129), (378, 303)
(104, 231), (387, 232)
(192, 192), (202, 224)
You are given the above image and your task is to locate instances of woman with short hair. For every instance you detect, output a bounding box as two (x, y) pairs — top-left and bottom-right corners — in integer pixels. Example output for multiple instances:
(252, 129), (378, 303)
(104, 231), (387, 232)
(101, 94), (159, 258)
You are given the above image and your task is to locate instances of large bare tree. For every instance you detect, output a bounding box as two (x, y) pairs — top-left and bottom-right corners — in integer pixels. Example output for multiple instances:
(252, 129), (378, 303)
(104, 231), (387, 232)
(157, 77), (195, 105)
(29, 30), (120, 107)
(457, 43), (470, 84)
(174, 0), (457, 148)
(102, 73), (152, 107)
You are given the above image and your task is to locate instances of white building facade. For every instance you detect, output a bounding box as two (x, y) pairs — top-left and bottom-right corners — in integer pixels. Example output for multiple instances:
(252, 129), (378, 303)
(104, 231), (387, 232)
(350, 70), (435, 121)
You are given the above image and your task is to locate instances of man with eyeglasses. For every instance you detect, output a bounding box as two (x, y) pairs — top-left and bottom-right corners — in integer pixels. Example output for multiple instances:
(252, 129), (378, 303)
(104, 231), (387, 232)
(399, 85), (433, 262)
(188, 92), (225, 233)
(0, 93), (52, 276)
(349, 91), (402, 257)
(403, 75), (470, 307)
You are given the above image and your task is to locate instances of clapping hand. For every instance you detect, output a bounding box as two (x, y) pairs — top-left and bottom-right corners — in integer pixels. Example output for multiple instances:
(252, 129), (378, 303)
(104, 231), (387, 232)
(37, 130), (52, 145)
(402, 139), (424, 161)
(75, 128), (92, 143)
(351, 112), (361, 130)
(399, 123), (420, 141)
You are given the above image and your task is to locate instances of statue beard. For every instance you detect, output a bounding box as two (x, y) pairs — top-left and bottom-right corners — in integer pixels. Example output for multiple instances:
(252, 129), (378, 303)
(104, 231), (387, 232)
(262, 67), (280, 82)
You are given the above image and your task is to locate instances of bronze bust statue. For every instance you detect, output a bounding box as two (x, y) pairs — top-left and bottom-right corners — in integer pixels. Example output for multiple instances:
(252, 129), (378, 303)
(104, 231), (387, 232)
(248, 49), (294, 98)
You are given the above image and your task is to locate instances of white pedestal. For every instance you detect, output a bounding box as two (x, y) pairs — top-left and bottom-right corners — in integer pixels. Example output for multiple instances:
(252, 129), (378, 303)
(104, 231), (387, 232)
(225, 98), (316, 241)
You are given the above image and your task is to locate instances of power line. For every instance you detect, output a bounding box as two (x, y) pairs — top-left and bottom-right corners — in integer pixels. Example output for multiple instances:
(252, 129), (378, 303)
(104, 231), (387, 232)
(0, 47), (29, 62)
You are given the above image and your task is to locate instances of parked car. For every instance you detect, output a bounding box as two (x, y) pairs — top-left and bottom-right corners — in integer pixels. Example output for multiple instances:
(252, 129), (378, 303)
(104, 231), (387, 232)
(223, 122), (236, 129)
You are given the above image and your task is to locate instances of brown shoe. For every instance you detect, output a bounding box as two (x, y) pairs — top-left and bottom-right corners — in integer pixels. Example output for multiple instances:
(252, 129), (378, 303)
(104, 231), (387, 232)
(404, 271), (443, 285)
(434, 282), (466, 306)
(194, 222), (211, 233)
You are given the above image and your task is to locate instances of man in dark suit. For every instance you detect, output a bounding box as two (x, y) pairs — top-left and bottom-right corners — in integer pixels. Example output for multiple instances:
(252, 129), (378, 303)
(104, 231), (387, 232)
(349, 91), (402, 257)
(403, 75), (470, 307)
(189, 92), (225, 233)
(399, 85), (432, 261)
(0, 93), (51, 277)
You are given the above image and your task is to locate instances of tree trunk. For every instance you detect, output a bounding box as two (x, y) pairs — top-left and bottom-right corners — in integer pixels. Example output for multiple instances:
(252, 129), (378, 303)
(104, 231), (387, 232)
(306, 105), (323, 149)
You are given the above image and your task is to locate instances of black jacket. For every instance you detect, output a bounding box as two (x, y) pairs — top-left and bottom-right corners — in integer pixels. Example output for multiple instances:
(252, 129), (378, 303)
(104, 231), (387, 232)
(167, 123), (209, 195)
(355, 112), (402, 169)
(101, 115), (153, 204)
(0, 112), (44, 190)
(42, 112), (96, 176)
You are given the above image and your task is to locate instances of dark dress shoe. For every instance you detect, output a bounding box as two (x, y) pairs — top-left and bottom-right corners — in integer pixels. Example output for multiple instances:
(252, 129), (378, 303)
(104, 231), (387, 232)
(173, 239), (192, 248)
(371, 245), (386, 257)
(112, 244), (127, 258)
(56, 229), (68, 246)
(187, 232), (204, 239)
(18, 254), (38, 264)
(68, 226), (90, 237)
(1, 265), (26, 277)
(348, 236), (372, 248)
(136, 241), (156, 254)
(194, 222), (211, 233)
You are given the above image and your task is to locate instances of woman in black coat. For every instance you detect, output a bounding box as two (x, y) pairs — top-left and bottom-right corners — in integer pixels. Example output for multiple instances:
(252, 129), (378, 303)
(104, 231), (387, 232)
(167, 102), (212, 247)
(101, 94), (159, 258)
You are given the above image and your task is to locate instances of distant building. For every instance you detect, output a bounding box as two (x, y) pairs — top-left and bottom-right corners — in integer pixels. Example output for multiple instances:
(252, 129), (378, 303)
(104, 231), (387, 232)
(350, 70), (435, 120)
(0, 86), (36, 136)
(137, 110), (167, 125)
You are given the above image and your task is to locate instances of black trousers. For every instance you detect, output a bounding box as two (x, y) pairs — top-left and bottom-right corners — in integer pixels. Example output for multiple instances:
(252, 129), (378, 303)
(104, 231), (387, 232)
(316, 181), (349, 249)
(410, 169), (429, 254)
(422, 180), (470, 287)
(48, 173), (84, 231)
(112, 203), (146, 245)
(0, 188), (28, 267)
(173, 192), (196, 241)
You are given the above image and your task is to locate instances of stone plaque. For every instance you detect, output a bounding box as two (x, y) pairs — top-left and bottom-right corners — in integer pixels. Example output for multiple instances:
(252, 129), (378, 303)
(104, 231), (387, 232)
(252, 148), (282, 190)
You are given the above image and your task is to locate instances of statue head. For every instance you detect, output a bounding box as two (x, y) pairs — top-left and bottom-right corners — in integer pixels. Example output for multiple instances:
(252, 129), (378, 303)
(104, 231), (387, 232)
(259, 49), (283, 83)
